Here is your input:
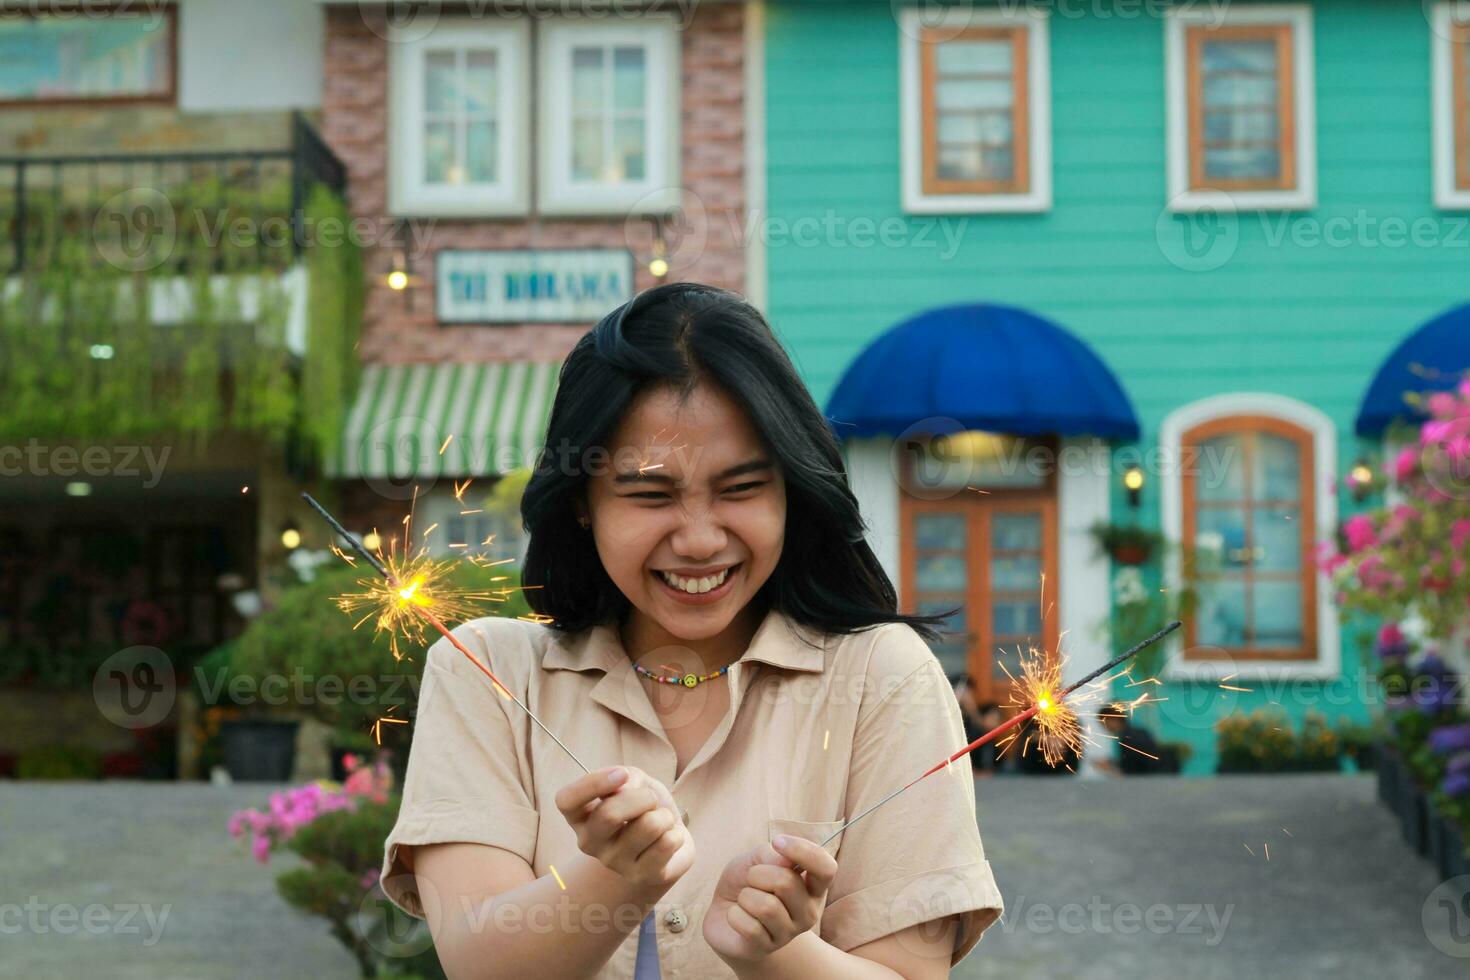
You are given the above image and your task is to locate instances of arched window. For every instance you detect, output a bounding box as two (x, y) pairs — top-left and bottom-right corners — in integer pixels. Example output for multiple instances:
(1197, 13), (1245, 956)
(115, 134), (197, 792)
(1161, 394), (1338, 677)
(1181, 416), (1315, 658)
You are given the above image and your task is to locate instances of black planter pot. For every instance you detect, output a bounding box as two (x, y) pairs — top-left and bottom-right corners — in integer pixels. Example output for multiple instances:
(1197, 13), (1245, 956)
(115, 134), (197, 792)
(1432, 809), (1470, 881)
(1376, 746), (1397, 808)
(1402, 786), (1431, 857)
(221, 719), (300, 782)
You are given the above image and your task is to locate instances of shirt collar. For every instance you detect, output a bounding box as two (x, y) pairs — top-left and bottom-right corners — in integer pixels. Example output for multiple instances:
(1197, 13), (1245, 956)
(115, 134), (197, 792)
(542, 605), (829, 676)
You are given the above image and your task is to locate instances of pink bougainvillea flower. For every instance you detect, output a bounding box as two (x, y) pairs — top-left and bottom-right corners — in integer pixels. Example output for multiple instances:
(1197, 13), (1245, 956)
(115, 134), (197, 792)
(1428, 392), (1458, 419)
(1394, 446), (1419, 482)
(1343, 514), (1378, 552)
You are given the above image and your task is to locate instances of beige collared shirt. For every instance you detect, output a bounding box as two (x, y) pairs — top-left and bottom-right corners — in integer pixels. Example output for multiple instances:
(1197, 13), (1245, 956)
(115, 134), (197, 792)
(381, 606), (1004, 977)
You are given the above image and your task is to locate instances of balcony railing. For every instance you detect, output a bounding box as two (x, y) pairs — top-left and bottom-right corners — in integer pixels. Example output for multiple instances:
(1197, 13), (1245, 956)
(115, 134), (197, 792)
(0, 111), (347, 275)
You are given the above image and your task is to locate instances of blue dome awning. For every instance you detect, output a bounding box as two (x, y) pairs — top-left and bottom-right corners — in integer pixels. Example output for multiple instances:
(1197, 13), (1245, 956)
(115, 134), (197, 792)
(1355, 304), (1470, 436)
(825, 303), (1140, 441)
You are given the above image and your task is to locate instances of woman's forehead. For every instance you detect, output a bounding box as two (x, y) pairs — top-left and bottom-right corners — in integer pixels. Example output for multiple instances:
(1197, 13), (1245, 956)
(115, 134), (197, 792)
(614, 385), (761, 450)
(604, 385), (770, 481)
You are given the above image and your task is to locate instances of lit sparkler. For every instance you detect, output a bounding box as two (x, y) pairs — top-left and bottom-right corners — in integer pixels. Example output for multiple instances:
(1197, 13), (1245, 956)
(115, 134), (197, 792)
(814, 621), (1182, 848)
(301, 493), (591, 774)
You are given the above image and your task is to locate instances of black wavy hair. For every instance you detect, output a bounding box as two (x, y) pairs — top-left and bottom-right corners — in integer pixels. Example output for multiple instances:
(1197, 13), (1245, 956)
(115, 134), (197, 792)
(519, 281), (952, 644)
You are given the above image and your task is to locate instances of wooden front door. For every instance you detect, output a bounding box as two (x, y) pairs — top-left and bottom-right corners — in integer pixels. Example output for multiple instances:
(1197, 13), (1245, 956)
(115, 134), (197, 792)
(901, 492), (1059, 707)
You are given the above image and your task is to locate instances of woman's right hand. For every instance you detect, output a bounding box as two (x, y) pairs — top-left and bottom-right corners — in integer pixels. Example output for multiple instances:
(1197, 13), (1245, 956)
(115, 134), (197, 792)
(554, 766), (695, 896)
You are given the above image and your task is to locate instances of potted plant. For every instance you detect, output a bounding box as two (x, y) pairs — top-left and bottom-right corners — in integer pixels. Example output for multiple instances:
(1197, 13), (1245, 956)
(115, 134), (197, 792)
(228, 755), (445, 978)
(1089, 521), (1164, 566)
(1337, 718), (1380, 772)
(230, 561), (533, 788)
(200, 637), (301, 782)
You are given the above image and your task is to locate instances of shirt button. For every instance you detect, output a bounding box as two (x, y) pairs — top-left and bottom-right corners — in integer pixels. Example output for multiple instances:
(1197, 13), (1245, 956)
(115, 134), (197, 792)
(664, 908), (687, 933)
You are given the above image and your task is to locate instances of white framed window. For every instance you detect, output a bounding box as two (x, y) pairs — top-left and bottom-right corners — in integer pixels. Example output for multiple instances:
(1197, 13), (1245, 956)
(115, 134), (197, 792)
(1432, 3), (1470, 209)
(388, 17), (530, 217)
(1164, 4), (1316, 212)
(898, 6), (1051, 214)
(1159, 394), (1339, 680)
(416, 488), (523, 561)
(537, 16), (681, 216)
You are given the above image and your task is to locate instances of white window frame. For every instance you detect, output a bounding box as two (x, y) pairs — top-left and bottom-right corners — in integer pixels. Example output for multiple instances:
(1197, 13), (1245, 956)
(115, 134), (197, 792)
(1159, 393), (1340, 680)
(1164, 4), (1317, 213)
(388, 17), (530, 217)
(537, 15), (681, 216)
(898, 6), (1052, 214)
(1432, 3), (1470, 209)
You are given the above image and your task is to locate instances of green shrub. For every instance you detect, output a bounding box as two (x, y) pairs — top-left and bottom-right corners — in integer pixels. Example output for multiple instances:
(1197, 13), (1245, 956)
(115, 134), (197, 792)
(228, 563), (532, 742)
(277, 796), (445, 979)
(17, 744), (103, 780)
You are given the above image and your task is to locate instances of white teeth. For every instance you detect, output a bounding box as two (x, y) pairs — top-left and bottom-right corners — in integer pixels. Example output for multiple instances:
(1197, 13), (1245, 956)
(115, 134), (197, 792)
(658, 566), (734, 594)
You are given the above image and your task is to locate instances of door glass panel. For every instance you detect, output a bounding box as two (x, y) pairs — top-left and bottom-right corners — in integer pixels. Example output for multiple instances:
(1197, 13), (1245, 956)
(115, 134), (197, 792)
(992, 600), (1041, 637)
(992, 513), (1041, 551)
(917, 555), (967, 591)
(918, 599), (968, 677)
(915, 512), (966, 550)
(990, 556), (1039, 591)
(992, 642), (1024, 683)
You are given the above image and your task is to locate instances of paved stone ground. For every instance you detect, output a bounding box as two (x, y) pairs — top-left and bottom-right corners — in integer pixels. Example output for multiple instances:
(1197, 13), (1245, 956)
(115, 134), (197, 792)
(0, 775), (1459, 978)
(959, 774), (1457, 979)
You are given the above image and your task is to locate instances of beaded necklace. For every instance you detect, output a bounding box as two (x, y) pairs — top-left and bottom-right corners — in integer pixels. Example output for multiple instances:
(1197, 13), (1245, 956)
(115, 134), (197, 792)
(631, 661), (731, 688)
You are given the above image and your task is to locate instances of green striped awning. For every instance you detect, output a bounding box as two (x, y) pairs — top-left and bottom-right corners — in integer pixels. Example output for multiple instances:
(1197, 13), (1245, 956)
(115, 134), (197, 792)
(333, 361), (560, 479)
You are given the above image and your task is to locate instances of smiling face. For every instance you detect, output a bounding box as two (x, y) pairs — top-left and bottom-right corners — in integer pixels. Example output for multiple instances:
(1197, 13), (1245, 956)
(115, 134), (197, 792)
(581, 382), (786, 648)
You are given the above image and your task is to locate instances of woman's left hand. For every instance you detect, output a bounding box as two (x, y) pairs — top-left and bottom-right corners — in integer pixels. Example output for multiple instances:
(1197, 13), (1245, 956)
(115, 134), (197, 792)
(702, 834), (839, 967)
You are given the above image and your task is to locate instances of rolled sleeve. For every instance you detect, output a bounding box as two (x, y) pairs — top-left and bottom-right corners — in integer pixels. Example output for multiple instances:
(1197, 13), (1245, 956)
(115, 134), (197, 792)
(820, 626), (1005, 966)
(381, 623), (539, 919)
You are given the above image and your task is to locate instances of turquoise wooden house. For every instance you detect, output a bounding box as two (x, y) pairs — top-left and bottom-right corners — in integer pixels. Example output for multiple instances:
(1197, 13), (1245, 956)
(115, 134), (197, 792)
(750, 0), (1470, 772)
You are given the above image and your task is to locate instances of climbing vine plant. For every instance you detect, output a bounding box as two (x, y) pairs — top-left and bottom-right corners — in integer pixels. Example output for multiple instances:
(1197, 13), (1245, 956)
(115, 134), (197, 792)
(0, 172), (362, 461)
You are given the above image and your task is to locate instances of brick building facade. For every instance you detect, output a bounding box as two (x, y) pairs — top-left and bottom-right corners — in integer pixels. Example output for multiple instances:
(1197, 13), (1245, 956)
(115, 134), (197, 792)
(321, 1), (748, 368)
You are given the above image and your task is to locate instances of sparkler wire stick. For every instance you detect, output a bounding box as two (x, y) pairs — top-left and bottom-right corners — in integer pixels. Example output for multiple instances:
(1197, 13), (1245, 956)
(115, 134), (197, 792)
(815, 620), (1182, 849)
(301, 493), (591, 775)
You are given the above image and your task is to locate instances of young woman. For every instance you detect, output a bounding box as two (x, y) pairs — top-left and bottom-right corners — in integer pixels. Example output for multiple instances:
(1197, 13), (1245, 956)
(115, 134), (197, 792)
(381, 282), (1004, 979)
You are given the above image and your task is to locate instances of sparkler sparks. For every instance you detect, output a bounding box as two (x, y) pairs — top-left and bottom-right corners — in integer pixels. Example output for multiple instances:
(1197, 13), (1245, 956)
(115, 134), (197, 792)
(302, 492), (592, 775)
(812, 621), (1182, 849)
(333, 543), (502, 662)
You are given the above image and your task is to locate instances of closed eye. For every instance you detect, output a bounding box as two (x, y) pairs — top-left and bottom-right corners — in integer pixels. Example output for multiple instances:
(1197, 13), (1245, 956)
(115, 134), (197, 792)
(723, 481), (766, 494)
